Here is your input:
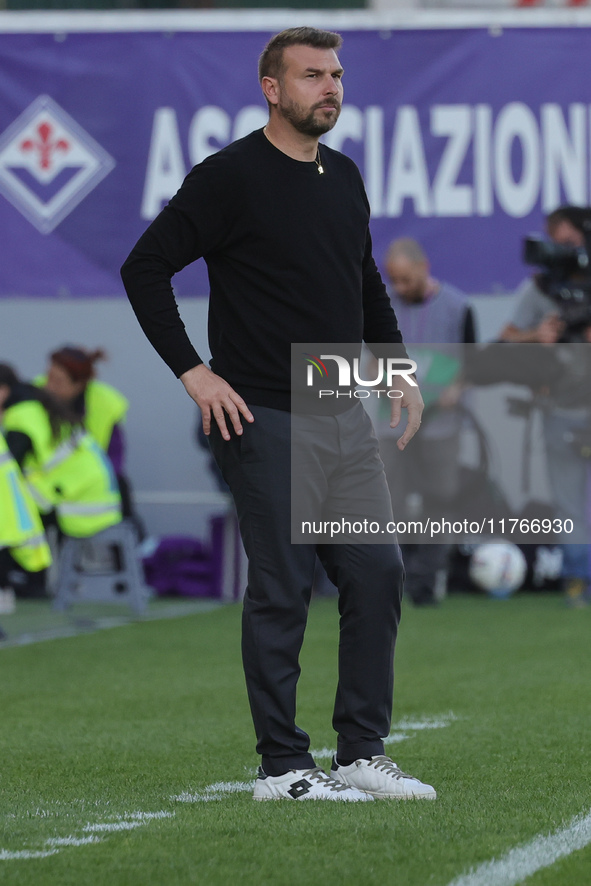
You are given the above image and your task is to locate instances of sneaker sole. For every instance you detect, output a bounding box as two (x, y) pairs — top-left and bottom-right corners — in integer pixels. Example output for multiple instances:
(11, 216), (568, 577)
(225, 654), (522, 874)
(360, 789), (437, 800)
(253, 790), (373, 802)
(330, 777), (436, 800)
(252, 797), (343, 802)
(253, 794), (372, 802)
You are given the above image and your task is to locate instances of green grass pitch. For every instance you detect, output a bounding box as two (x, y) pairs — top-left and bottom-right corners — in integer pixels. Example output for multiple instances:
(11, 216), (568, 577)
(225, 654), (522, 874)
(1, 593), (590, 885)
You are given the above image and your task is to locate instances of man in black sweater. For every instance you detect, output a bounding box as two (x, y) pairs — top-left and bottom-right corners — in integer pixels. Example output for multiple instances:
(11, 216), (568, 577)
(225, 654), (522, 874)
(122, 27), (436, 802)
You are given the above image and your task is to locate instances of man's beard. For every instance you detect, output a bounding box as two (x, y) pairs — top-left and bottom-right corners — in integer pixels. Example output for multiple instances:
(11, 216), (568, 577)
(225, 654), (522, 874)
(278, 96), (341, 137)
(402, 289), (426, 304)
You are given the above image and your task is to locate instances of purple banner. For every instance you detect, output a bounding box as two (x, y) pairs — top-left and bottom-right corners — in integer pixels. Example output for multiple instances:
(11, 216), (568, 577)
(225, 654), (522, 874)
(1, 26), (591, 298)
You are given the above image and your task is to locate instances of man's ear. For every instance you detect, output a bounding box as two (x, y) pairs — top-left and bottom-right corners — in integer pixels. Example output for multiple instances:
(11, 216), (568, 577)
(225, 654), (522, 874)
(261, 76), (279, 107)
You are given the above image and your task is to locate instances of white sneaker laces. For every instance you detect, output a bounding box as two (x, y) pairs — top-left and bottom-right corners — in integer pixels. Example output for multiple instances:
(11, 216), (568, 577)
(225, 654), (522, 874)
(303, 767), (354, 792)
(365, 756), (416, 781)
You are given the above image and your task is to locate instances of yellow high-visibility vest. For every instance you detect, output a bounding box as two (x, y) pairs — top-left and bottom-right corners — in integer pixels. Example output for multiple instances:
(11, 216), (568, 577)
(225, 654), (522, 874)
(0, 432), (51, 572)
(2, 399), (121, 539)
(35, 376), (128, 452)
(2, 398), (61, 474)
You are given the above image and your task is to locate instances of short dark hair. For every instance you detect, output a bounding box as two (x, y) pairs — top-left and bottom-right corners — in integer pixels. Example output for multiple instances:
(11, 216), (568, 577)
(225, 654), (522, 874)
(0, 363), (18, 389)
(258, 27), (343, 83)
(546, 205), (591, 236)
(0, 362), (79, 441)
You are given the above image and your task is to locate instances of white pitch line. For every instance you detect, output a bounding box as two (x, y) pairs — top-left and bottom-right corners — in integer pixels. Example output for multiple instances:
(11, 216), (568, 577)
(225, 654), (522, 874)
(1, 713), (460, 860)
(83, 821), (145, 833)
(46, 836), (101, 847)
(311, 713), (458, 759)
(0, 601), (220, 650)
(2, 712), (459, 861)
(310, 747), (336, 760)
(173, 781), (253, 803)
(205, 781), (254, 794)
(175, 792), (225, 803)
(172, 714), (459, 801)
(383, 732), (411, 745)
(394, 717), (458, 730)
(128, 811), (174, 821)
(0, 808), (176, 862)
(447, 809), (591, 886)
(0, 849), (59, 860)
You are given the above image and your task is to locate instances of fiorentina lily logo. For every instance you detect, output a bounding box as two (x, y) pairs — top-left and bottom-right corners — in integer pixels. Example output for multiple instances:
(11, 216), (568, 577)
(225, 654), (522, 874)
(0, 95), (115, 234)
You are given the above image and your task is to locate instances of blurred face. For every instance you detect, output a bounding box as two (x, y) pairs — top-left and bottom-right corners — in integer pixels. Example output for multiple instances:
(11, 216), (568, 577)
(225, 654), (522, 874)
(548, 219), (585, 248)
(0, 384), (9, 415)
(272, 45), (343, 137)
(46, 362), (85, 402)
(386, 255), (429, 303)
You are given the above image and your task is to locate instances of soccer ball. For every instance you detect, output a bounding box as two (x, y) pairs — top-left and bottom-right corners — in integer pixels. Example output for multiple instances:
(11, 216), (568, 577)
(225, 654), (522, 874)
(469, 542), (527, 598)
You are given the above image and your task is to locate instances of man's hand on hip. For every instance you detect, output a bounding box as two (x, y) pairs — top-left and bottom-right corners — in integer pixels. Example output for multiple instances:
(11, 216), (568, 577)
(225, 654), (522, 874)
(390, 379), (424, 451)
(180, 364), (254, 441)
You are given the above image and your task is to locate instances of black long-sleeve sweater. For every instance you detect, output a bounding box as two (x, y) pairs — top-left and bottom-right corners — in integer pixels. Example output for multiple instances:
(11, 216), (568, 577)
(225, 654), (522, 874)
(121, 128), (404, 412)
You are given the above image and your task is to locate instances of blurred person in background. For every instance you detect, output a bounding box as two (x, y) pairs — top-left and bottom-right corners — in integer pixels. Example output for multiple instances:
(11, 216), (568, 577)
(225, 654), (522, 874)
(385, 238), (476, 347)
(41, 347), (127, 467)
(38, 345), (142, 536)
(0, 430), (52, 629)
(380, 237), (476, 606)
(0, 363), (122, 582)
(499, 206), (586, 345)
(498, 206), (591, 607)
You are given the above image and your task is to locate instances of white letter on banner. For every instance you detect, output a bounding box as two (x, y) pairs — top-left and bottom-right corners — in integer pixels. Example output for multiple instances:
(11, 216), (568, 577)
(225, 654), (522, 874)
(324, 105), (363, 153)
(386, 106), (431, 217)
(494, 102), (540, 218)
(189, 107), (231, 165)
(431, 105), (472, 216)
(474, 104), (493, 216)
(233, 106), (268, 141)
(365, 107), (384, 217)
(541, 104), (586, 211)
(140, 108), (186, 220)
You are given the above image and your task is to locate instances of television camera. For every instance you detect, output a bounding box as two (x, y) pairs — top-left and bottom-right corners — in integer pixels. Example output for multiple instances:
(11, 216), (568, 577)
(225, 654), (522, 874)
(523, 222), (591, 342)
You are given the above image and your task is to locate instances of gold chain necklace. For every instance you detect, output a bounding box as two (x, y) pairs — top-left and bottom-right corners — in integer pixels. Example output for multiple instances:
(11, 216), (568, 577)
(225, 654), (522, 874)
(263, 127), (324, 174)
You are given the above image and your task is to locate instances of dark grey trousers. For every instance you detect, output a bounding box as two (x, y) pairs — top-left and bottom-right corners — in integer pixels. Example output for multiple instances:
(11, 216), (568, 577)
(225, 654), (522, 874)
(209, 403), (404, 776)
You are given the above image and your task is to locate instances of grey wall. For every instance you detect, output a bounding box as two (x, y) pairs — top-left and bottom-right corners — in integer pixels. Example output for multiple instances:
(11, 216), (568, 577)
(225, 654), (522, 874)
(1, 294), (517, 541)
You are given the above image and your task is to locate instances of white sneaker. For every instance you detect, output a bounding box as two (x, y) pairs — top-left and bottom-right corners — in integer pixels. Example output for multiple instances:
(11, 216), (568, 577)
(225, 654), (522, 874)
(253, 766), (374, 802)
(331, 755), (437, 800)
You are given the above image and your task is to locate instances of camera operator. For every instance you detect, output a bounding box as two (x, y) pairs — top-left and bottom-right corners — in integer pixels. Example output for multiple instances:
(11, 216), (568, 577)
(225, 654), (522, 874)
(500, 206), (588, 345)
(498, 205), (591, 607)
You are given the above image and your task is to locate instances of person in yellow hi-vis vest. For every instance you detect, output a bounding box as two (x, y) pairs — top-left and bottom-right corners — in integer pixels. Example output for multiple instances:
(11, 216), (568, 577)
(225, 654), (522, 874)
(38, 346), (128, 460)
(0, 431), (52, 627)
(36, 346), (142, 534)
(0, 364), (122, 545)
